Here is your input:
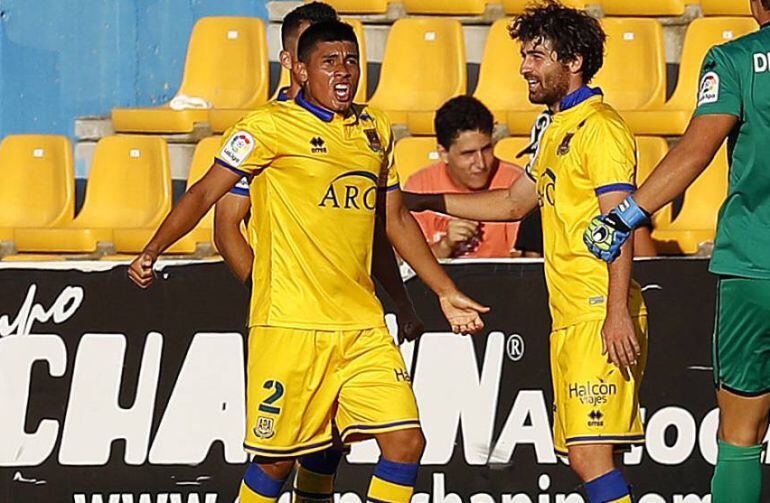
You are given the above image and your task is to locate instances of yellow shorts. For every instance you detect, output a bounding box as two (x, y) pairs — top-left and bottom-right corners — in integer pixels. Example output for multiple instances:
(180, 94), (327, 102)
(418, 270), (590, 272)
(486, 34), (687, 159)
(550, 316), (648, 456)
(244, 326), (420, 458)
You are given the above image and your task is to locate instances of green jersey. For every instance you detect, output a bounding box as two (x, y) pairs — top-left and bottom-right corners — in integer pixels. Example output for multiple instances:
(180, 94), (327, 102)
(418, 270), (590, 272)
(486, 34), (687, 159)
(694, 23), (770, 279)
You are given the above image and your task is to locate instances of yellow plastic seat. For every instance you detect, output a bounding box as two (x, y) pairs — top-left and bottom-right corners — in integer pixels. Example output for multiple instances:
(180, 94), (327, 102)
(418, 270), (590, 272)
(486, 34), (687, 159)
(475, 19), (542, 135)
(403, 0), (487, 15)
(501, 0), (587, 14)
(394, 137), (441, 184)
(634, 136), (673, 226)
(369, 18), (466, 135)
(594, 18), (666, 114)
(492, 137), (532, 166)
(622, 17), (758, 134)
(209, 19), (368, 133)
(112, 17), (269, 133)
(1, 254), (67, 262)
(0, 135), (74, 243)
(315, 0), (390, 14)
(701, 0), (752, 16)
(15, 136), (171, 253)
(652, 144), (729, 254)
(600, 0), (686, 16)
(114, 136), (221, 254)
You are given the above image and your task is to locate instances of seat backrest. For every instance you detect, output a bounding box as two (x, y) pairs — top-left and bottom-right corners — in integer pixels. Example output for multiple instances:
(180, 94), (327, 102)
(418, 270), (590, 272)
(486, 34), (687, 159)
(0, 134), (74, 228)
(272, 19), (368, 103)
(667, 17), (758, 110)
(493, 137), (532, 166)
(187, 136), (223, 231)
(594, 18), (666, 110)
(369, 18), (466, 112)
(501, 0), (587, 14)
(403, 0), (487, 15)
(395, 137), (441, 184)
(600, 0), (686, 16)
(77, 136), (171, 228)
(314, 0), (390, 14)
(178, 17), (268, 109)
(700, 0), (752, 16)
(474, 18), (540, 115)
(634, 136), (672, 224)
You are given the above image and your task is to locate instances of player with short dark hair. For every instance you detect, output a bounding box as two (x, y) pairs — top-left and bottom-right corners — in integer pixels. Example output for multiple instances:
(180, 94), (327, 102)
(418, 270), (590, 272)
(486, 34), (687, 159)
(584, 1), (770, 500)
(129, 19), (488, 503)
(404, 2), (647, 501)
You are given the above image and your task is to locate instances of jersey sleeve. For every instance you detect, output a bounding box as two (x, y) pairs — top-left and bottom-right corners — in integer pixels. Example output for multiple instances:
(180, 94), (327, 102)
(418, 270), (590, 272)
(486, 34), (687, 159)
(581, 116), (637, 195)
(215, 110), (277, 178)
(378, 116), (400, 192)
(694, 46), (742, 118)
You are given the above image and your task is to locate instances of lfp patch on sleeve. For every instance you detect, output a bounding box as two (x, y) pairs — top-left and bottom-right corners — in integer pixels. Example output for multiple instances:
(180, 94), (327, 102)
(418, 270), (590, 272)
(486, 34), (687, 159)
(698, 71), (720, 106)
(220, 131), (255, 168)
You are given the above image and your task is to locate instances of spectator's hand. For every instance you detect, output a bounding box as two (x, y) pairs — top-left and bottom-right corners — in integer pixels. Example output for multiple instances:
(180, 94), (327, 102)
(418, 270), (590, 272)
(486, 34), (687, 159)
(601, 308), (640, 370)
(128, 250), (158, 289)
(438, 290), (489, 335)
(444, 219), (480, 250)
(396, 305), (425, 344)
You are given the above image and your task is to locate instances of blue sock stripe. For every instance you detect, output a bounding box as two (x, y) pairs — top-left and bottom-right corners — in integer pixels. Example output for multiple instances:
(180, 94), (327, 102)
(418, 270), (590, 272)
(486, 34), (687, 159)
(584, 469), (630, 503)
(298, 448), (344, 475)
(244, 462), (286, 498)
(373, 457), (419, 487)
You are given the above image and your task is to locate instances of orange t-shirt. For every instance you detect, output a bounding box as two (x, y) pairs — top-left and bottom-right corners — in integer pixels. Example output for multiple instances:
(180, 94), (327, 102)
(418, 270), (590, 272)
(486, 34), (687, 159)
(404, 160), (523, 258)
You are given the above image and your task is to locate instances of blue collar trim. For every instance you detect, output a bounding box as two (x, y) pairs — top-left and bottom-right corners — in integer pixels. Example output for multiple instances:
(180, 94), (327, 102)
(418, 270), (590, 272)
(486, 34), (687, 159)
(295, 90), (334, 122)
(276, 87), (290, 102)
(560, 86), (603, 112)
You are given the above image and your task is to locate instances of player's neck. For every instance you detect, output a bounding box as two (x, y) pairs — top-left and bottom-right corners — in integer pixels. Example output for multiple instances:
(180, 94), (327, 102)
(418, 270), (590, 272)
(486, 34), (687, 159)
(287, 82), (301, 100)
(549, 81), (590, 113)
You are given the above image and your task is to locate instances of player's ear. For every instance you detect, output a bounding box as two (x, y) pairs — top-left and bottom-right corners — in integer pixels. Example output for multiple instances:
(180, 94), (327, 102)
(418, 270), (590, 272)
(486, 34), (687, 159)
(295, 60), (309, 86)
(279, 50), (293, 71)
(437, 143), (449, 164)
(567, 54), (584, 76)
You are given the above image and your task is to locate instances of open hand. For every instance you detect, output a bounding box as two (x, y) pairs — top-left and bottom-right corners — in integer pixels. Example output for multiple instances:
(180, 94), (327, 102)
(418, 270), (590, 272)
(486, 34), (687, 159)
(439, 290), (490, 335)
(128, 250), (158, 289)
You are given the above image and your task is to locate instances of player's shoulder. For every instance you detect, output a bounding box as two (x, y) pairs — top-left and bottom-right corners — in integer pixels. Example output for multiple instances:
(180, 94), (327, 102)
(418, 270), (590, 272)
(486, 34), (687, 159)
(580, 100), (633, 138)
(230, 101), (283, 132)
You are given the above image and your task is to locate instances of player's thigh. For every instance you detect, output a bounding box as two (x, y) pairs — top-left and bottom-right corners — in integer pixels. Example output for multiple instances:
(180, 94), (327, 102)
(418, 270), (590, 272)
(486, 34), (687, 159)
(713, 276), (770, 396)
(717, 388), (770, 446)
(335, 328), (420, 443)
(556, 318), (647, 446)
(550, 328), (569, 456)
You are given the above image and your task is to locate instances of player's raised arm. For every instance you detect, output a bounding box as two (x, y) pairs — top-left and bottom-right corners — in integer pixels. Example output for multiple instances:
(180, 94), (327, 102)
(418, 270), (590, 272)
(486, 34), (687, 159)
(385, 188), (489, 335)
(402, 173), (539, 222)
(128, 164), (241, 288)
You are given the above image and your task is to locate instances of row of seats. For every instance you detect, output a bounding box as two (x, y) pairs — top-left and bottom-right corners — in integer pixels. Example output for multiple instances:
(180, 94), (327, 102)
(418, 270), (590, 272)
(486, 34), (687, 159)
(0, 133), (727, 256)
(111, 15), (758, 137)
(316, 0), (751, 16)
(395, 136), (728, 254)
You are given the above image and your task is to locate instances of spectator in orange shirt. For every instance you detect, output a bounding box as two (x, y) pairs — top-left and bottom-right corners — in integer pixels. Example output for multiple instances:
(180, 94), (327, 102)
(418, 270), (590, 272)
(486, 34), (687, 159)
(404, 96), (524, 258)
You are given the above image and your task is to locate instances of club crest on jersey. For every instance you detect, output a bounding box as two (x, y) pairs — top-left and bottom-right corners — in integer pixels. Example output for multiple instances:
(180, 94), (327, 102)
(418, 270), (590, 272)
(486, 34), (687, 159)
(557, 132), (574, 156)
(364, 129), (383, 152)
(310, 136), (328, 154)
(254, 416), (275, 439)
(220, 132), (255, 167)
(698, 71), (720, 105)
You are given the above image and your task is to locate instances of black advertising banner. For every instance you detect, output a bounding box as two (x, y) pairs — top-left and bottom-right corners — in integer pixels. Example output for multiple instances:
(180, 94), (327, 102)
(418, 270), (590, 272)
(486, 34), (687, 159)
(0, 258), (767, 503)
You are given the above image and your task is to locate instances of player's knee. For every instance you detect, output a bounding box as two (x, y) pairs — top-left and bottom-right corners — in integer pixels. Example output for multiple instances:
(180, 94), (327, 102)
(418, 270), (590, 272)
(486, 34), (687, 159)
(378, 428), (425, 463)
(567, 449), (593, 481)
(257, 459), (295, 481)
(720, 419), (768, 446)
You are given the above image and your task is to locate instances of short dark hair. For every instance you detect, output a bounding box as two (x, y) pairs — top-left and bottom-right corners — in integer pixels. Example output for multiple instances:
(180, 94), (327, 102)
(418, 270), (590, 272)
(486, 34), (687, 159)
(281, 2), (338, 49)
(435, 96), (495, 150)
(763, 0), (770, 10)
(510, 0), (606, 83)
(297, 20), (358, 63)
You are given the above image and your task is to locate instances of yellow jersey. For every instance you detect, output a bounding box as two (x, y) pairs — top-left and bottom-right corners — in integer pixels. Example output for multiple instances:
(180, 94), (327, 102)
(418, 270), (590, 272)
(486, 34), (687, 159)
(215, 92), (399, 330)
(527, 89), (646, 330)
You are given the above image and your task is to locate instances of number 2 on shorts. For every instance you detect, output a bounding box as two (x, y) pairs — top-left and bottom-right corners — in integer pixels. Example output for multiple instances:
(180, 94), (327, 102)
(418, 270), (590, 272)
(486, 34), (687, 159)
(259, 380), (284, 414)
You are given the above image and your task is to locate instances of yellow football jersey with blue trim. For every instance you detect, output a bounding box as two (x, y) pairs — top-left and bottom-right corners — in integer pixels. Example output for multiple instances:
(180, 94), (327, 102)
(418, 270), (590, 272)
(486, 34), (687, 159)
(527, 91), (646, 330)
(215, 93), (399, 330)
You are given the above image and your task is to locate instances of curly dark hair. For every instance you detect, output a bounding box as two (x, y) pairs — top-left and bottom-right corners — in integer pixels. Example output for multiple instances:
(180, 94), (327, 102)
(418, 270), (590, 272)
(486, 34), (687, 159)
(509, 0), (606, 83)
(435, 96), (495, 150)
(281, 2), (338, 49)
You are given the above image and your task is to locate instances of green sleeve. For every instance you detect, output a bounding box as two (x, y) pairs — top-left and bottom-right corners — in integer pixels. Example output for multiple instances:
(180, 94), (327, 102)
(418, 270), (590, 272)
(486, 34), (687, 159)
(694, 46), (742, 118)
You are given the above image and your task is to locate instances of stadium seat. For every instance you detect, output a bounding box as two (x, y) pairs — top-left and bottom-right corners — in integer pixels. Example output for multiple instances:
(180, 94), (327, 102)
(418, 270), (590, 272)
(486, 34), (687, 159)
(594, 18), (666, 113)
(0, 135), (74, 245)
(15, 136), (171, 253)
(700, 0), (753, 16)
(599, 0), (687, 17)
(369, 18), (466, 135)
(394, 137), (441, 184)
(402, 0), (487, 15)
(652, 144), (729, 254)
(112, 17), (269, 134)
(475, 19), (543, 135)
(492, 137), (532, 167)
(501, 0), (587, 14)
(634, 136), (673, 226)
(114, 137), (221, 254)
(315, 0), (390, 14)
(622, 17), (758, 134)
(209, 19), (368, 133)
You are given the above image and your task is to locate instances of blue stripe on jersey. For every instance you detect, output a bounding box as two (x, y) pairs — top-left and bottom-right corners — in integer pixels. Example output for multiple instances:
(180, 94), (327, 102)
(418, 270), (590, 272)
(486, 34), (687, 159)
(215, 158), (251, 178)
(595, 183), (635, 196)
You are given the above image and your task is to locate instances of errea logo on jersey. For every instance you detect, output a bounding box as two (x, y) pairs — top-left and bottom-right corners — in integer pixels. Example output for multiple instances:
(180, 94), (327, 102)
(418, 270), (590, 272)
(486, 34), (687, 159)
(754, 52), (770, 73)
(310, 136), (327, 154)
(318, 171), (378, 211)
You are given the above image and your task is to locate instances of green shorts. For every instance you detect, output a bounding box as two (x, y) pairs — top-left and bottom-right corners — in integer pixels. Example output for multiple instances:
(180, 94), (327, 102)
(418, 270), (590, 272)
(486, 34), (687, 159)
(713, 276), (770, 396)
